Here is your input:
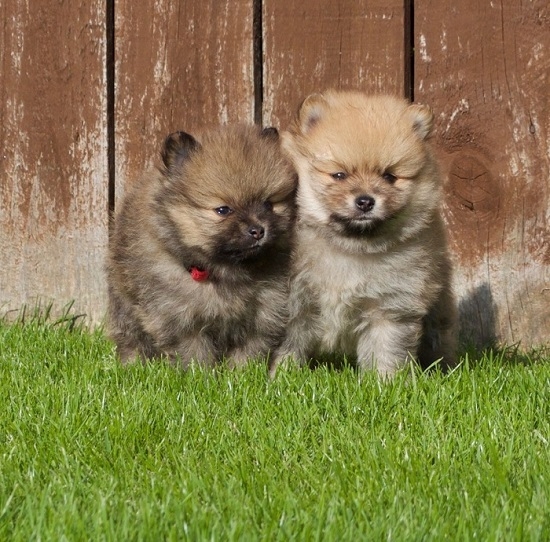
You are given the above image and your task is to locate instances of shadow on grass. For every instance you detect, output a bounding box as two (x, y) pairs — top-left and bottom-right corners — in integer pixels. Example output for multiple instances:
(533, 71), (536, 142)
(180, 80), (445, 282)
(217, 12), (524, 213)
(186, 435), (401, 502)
(306, 353), (356, 372)
(306, 354), (454, 377)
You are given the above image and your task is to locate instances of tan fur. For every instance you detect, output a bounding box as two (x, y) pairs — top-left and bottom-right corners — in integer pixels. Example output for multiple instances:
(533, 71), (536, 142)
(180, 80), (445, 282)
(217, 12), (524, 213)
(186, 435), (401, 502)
(107, 125), (296, 367)
(270, 90), (457, 377)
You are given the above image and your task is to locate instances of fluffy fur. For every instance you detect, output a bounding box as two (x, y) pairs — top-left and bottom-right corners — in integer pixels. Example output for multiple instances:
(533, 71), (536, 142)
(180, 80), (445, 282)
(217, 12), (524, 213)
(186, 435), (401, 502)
(270, 90), (457, 377)
(107, 125), (297, 367)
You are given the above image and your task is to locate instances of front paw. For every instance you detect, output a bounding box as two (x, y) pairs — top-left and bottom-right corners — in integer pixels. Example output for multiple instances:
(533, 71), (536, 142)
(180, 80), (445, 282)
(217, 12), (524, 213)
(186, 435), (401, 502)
(268, 351), (300, 379)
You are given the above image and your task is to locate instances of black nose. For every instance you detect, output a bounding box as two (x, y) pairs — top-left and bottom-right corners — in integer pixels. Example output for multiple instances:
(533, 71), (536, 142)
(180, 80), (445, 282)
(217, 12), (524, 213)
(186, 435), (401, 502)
(248, 225), (265, 240)
(355, 195), (375, 213)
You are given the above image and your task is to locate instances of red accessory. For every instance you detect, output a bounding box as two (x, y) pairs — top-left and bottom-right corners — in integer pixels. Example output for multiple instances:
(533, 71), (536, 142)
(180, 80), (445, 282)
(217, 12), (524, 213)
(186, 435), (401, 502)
(189, 266), (209, 282)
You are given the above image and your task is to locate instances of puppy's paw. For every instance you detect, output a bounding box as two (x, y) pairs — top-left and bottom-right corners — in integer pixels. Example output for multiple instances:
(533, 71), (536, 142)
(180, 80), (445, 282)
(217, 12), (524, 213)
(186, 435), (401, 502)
(268, 353), (300, 379)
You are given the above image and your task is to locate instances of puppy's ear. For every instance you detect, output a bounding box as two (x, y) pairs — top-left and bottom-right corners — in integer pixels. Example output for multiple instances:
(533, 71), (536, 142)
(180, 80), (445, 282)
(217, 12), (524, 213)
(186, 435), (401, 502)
(260, 126), (279, 141)
(296, 93), (329, 134)
(161, 131), (201, 172)
(408, 104), (434, 140)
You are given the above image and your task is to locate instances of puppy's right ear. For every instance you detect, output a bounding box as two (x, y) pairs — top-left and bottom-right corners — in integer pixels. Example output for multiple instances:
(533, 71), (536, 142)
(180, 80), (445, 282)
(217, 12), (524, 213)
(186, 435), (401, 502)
(408, 104), (434, 140)
(260, 126), (280, 141)
(161, 131), (201, 172)
(296, 93), (328, 134)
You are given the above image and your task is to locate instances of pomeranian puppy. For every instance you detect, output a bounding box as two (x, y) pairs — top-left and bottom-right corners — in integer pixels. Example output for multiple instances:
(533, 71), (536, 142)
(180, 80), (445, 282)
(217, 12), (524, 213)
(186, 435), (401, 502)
(107, 125), (297, 367)
(270, 90), (457, 377)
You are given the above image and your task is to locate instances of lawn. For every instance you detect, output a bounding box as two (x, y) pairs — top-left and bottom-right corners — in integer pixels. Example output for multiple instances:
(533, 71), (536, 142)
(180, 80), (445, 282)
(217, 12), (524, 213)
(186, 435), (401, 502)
(1, 310), (549, 541)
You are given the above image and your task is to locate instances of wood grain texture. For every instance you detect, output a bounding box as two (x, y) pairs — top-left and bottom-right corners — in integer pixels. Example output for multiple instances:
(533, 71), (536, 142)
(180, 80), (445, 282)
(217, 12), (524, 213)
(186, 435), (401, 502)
(0, 0), (108, 322)
(415, 0), (550, 348)
(114, 0), (255, 199)
(263, 0), (407, 128)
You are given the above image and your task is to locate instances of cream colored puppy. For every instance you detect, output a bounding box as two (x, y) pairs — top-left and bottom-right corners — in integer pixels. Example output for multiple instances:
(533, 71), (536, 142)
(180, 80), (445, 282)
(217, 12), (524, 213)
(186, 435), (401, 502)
(270, 90), (457, 377)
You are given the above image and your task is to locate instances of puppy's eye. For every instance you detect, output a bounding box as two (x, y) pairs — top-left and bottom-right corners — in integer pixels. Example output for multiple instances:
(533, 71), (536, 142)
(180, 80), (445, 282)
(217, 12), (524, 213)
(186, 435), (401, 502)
(263, 200), (273, 211)
(330, 172), (348, 181)
(214, 206), (233, 216)
(382, 171), (397, 184)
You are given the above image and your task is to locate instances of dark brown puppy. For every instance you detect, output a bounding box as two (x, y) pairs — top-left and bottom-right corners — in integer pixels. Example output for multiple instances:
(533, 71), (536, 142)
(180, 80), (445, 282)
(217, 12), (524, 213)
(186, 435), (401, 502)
(107, 125), (296, 367)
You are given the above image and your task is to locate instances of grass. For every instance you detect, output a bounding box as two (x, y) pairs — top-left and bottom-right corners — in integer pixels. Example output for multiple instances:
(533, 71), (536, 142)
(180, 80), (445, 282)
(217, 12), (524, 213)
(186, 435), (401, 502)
(1, 310), (549, 541)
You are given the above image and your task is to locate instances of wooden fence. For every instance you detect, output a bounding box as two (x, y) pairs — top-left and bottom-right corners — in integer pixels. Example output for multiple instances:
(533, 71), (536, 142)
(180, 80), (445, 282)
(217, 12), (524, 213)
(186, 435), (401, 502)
(1, 0), (548, 349)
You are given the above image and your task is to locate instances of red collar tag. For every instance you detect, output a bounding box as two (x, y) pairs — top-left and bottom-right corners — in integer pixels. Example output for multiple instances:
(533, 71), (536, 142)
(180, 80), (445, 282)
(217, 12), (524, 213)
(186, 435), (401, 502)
(189, 266), (209, 282)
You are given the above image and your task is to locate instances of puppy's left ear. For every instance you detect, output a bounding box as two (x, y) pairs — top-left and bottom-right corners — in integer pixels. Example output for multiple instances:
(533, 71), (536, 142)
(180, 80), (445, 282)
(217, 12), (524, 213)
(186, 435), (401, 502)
(161, 131), (201, 173)
(408, 104), (434, 140)
(296, 93), (329, 134)
(260, 126), (280, 141)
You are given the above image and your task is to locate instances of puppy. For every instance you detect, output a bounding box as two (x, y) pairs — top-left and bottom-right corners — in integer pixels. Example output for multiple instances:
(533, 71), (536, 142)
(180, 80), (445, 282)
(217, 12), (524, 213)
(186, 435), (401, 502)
(107, 125), (296, 367)
(270, 90), (457, 378)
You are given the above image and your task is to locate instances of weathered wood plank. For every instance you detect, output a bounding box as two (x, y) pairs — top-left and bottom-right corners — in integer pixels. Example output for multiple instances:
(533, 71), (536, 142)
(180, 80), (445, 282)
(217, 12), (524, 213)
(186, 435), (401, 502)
(262, 0), (407, 127)
(114, 0), (255, 198)
(415, 0), (550, 348)
(0, 1), (109, 322)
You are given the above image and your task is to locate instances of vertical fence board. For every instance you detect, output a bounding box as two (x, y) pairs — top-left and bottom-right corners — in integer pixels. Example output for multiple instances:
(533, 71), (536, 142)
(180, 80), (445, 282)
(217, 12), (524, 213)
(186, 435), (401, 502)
(415, 0), (550, 348)
(263, 0), (407, 127)
(0, 0), (108, 322)
(114, 0), (255, 198)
